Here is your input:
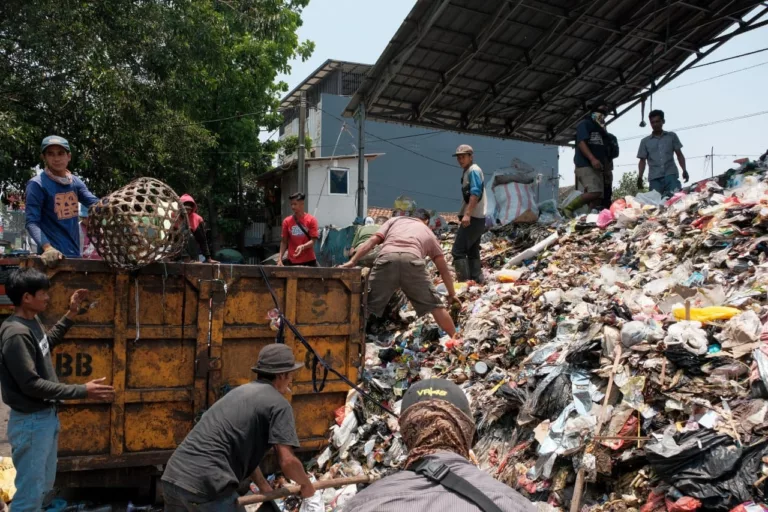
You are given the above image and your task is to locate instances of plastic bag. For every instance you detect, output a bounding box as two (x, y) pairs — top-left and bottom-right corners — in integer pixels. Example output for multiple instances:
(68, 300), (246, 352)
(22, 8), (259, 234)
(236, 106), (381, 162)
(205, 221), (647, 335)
(393, 195), (417, 212)
(673, 306), (741, 323)
(664, 321), (708, 356)
(600, 265), (630, 286)
(610, 198), (627, 216)
(722, 310), (762, 347)
(0, 457), (15, 503)
(492, 181), (538, 225)
(621, 320), (664, 348)
(497, 269), (525, 283)
(299, 476), (325, 512)
(667, 497), (703, 512)
(597, 209), (615, 229)
(635, 190), (664, 206)
(616, 208), (642, 228)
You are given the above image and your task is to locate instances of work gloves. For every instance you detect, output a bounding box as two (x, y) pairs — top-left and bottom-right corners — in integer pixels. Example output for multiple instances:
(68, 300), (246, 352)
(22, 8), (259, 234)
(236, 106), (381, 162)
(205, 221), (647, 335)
(41, 247), (64, 268)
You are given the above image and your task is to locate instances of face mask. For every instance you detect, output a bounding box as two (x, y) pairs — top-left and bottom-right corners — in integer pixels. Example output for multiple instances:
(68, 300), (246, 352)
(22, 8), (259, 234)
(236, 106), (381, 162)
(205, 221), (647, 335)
(591, 112), (606, 128)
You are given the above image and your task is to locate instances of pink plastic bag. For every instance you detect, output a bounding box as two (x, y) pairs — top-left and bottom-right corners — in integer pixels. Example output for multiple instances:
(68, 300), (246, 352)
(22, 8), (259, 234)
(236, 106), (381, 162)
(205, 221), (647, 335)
(665, 192), (686, 207)
(597, 209), (615, 228)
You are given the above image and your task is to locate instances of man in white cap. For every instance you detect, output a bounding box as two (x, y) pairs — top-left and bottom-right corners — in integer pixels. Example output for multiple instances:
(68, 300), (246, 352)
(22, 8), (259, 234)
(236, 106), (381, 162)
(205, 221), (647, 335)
(451, 145), (486, 284)
(162, 344), (315, 511)
(25, 136), (99, 266)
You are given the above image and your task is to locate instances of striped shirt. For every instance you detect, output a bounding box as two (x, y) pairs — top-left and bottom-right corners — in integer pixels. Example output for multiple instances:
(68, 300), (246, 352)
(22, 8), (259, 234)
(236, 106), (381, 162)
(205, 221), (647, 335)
(341, 452), (536, 512)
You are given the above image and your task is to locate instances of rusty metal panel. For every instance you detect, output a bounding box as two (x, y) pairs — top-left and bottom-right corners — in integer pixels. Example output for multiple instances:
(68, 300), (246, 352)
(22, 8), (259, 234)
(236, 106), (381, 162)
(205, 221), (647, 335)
(57, 404), (111, 456)
(21, 259), (205, 473)
(124, 402), (195, 452)
(200, 264), (365, 452)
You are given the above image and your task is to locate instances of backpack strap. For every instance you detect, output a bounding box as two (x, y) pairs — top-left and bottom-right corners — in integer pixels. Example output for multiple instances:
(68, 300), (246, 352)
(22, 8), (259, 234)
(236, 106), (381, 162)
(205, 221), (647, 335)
(412, 458), (504, 512)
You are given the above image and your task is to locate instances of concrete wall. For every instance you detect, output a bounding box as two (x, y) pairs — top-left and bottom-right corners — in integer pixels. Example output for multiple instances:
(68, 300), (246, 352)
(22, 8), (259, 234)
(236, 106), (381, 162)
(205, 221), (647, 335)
(320, 94), (560, 213)
(278, 156), (367, 228)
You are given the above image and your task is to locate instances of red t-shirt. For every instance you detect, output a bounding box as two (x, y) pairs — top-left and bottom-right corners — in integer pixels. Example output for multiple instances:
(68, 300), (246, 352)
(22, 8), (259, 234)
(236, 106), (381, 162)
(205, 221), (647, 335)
(281, 214), (319, 264)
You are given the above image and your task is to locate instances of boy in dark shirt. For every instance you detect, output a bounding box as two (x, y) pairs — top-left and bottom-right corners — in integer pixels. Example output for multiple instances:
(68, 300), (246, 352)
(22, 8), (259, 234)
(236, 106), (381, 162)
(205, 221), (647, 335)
(0, 269), (114, 511)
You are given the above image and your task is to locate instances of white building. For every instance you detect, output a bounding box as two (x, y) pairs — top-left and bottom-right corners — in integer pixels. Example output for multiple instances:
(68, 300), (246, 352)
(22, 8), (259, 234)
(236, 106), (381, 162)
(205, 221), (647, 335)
(253, 153), (382, 246)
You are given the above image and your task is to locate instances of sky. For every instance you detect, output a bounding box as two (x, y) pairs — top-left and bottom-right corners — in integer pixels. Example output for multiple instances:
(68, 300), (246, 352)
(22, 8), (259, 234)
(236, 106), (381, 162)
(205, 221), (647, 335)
(278, 0), (768, 188)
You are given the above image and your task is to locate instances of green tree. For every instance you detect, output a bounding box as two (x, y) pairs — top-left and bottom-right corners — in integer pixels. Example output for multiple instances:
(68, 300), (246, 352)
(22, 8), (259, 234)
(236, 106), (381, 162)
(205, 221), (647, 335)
(0, 0), (313, 250)
(613, 171), (648, 199)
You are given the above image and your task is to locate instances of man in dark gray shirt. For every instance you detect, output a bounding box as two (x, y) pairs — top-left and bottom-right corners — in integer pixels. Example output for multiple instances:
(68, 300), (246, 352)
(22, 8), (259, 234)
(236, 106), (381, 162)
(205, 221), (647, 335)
(343, 379), (535, 512)
(0, 268), (114, 512)
(637, 109), (688, 196)
(161, 343), (315, 511)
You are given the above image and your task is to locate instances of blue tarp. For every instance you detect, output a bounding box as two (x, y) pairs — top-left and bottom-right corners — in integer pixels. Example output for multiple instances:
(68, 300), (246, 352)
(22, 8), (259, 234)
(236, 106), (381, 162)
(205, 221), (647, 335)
(315, 226), (356, 267)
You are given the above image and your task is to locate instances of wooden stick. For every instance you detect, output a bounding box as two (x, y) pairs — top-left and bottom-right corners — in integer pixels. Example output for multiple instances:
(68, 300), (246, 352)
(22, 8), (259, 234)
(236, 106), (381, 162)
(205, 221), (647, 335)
(570, 468), (586, 512)
(571, 345), (623, 512)
(685, 299), (691, 321)
(238, 475), (378, 505)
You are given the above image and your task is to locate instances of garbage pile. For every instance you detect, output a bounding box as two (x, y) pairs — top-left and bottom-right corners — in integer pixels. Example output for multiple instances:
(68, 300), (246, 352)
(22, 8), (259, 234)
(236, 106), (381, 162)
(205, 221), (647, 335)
(307, 153), (768, 512)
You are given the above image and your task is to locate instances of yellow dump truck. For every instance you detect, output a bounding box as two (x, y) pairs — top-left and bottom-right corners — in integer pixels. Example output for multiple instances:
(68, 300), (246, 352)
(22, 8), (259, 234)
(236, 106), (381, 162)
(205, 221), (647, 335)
(15, 258), (365, 492)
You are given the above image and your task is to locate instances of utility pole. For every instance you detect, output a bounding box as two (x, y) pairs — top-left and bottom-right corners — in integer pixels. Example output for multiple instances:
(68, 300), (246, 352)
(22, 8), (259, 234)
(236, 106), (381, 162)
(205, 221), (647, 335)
(711, 146), (714, 178)
(356, 102), (366, 219)
(298, 91), (307, 194)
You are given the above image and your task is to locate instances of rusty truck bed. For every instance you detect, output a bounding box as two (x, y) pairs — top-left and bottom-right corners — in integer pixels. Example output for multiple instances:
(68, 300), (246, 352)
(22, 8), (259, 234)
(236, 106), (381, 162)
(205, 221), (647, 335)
(17, 258), (364, 478)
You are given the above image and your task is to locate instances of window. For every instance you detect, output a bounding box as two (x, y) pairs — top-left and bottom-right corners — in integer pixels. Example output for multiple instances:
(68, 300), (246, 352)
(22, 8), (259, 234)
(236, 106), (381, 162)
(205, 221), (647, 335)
(329, 167), (349, 195)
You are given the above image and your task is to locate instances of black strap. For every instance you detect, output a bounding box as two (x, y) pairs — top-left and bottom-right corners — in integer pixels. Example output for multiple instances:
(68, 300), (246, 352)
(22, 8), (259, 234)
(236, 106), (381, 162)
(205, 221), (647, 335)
(293, 215), (312, 239)
(413, 459), (504, 512)
(258, 266), (398, 418)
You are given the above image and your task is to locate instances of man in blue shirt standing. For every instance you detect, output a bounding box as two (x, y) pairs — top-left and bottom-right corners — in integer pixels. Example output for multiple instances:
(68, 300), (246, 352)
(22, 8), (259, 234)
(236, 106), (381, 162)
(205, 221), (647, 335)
(25, 136), (99, 266)
(451, 145), (486, 284)
(636, 110), (688, 196)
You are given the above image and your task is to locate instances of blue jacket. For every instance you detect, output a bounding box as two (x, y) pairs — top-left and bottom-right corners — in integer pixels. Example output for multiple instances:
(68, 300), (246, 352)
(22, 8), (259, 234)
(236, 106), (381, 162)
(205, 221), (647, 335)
(25, 173), (99, 257)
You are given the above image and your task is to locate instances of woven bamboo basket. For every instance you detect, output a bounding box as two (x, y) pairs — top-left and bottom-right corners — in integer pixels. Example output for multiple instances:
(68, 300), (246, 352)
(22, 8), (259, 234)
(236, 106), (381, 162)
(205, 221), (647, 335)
(87, 178), (188, 269)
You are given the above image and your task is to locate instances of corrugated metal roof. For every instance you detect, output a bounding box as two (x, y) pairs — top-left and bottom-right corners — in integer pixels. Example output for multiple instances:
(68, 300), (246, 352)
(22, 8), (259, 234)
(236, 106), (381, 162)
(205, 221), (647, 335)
(344, 0), (768, 146)
(281, 59), (372, 110)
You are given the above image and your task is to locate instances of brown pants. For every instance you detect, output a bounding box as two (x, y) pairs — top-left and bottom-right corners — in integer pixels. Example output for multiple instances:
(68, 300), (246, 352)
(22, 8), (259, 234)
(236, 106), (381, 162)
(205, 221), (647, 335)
(367, 252), (443, 318)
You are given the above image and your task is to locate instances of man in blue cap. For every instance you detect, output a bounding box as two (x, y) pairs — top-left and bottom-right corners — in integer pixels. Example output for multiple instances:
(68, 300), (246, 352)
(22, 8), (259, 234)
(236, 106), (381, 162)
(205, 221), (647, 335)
(25, 136), (99, 266)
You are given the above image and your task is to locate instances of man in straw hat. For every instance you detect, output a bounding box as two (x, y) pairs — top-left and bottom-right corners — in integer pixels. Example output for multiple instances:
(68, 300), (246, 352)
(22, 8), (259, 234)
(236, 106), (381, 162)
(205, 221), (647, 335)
(343, 379), (535, 512)
(161, 344), (315, 511)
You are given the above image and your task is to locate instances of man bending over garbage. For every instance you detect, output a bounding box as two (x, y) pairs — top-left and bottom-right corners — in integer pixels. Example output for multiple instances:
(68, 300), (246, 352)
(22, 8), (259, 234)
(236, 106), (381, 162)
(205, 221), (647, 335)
(343, 379), (535, 512)
(340, 208), (460, 340)
(161, 344), (314, 511)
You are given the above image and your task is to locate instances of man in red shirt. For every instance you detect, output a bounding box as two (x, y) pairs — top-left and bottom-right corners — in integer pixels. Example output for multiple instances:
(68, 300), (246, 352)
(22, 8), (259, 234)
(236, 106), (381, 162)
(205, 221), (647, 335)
(277, 192), (319, 267)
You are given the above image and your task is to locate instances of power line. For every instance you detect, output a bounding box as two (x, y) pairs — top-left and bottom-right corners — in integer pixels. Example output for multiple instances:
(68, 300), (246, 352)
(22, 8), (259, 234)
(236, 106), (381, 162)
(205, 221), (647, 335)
(171, 109), (272, 128)
(369, 179), (461, 203)
(319, 107), (457, 168)
(690, 46), (768, 69)
(618, 110), (768, 142)
(664, 60), (768, 91)
(612, 153), (761, 168)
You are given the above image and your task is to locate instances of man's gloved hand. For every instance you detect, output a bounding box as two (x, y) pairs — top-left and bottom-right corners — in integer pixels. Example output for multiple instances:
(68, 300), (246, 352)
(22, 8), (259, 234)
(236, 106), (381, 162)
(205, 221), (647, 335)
(636, 176), (644, 191)
(41, 246), (64, 268)
(682, 170), (690, 183)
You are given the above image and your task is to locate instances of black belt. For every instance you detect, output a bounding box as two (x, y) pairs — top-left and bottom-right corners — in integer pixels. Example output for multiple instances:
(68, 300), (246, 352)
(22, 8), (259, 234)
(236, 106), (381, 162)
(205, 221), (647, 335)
(412, 458), (504, 512)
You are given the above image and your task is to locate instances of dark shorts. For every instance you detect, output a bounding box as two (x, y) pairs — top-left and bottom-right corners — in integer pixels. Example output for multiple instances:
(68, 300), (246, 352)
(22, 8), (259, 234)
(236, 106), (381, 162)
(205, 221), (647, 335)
(367, 252), (444, 318)
(282, 259), (318, 267)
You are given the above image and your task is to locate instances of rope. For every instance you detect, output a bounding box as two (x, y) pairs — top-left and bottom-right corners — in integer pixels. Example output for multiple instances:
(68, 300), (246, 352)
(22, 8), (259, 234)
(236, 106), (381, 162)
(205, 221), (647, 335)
(258, 265), (398, 418)
(134, 277), (141, 343)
